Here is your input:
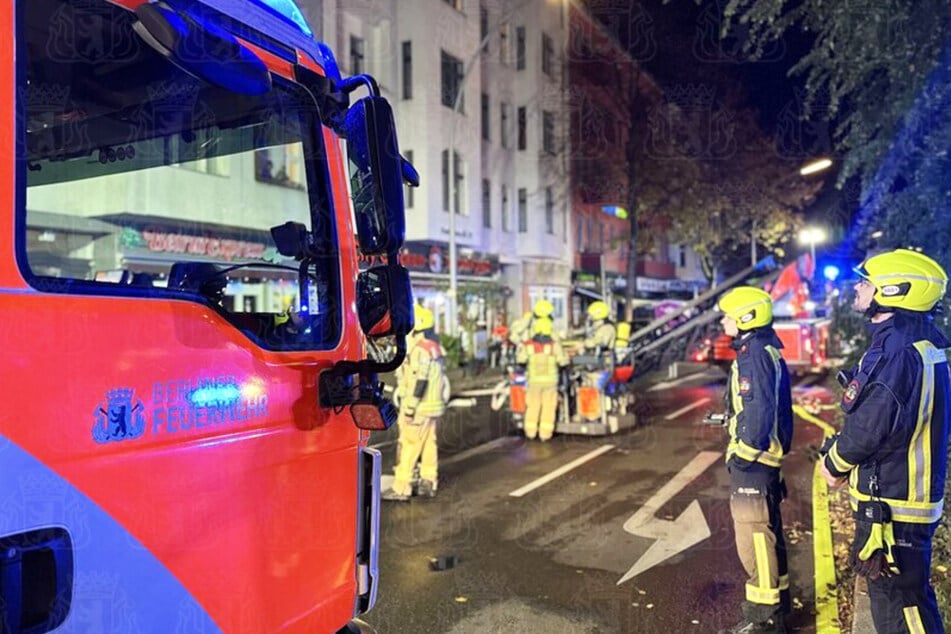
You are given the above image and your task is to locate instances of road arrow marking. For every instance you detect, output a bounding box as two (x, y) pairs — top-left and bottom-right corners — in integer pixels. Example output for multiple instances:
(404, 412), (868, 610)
(617, 450), (721, 585)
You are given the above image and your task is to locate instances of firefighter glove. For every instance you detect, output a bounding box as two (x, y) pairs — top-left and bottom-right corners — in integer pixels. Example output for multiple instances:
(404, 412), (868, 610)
(850, 502), (900, 580)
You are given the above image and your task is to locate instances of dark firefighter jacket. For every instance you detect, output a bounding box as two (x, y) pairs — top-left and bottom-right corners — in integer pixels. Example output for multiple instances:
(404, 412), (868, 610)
(824, 313), (951, 524)
(725, 327), (793, 470)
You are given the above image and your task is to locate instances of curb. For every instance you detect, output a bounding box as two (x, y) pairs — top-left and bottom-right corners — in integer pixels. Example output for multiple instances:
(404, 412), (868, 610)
(851, 577), (873, 634)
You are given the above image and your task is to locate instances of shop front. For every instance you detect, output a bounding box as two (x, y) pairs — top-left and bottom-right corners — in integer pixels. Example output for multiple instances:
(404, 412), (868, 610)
(358, 241), (503, 334)
(98, 213), (299, 313)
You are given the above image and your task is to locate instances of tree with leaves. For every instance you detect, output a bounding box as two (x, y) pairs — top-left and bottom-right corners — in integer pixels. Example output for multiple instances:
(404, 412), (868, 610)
(719, 0), (951, 276)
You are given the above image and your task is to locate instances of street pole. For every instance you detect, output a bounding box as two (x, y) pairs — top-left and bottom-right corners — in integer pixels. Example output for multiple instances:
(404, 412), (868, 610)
(750, 218), (757, 267)
(447, 0), (534, 337)
(600, 252), (608, 304)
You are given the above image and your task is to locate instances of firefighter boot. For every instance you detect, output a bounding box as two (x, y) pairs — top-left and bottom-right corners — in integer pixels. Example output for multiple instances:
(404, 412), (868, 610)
(717, 615), (786, 634)
(417, 480), (437, 498)
(381, 488), (411, 502)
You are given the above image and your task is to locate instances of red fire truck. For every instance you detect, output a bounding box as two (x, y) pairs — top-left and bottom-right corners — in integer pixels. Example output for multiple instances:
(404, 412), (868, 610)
(693, 318), (832, 374)
(2, 1), (416, 631)
(690, 256), (832, 373)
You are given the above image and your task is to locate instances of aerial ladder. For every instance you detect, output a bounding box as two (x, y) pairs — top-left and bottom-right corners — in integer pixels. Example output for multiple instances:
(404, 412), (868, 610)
(621, 257), (782, 376)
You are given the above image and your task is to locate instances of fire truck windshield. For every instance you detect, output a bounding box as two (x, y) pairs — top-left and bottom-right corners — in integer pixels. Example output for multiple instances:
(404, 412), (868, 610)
(19, 0), (342, 351)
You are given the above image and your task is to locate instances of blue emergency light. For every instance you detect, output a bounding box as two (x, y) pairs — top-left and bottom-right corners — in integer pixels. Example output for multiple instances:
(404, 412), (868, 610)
(251, 0), (313, 37)
(823, 265), (840, 281)
(601, 205), (629, 219)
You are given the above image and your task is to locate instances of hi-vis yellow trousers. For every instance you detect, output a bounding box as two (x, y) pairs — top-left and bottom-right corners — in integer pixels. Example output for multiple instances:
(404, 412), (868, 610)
(392, 413), (439, 496)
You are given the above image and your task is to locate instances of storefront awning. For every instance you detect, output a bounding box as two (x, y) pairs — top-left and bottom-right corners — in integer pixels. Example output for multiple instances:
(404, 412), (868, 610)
(574, 287), (604, 301)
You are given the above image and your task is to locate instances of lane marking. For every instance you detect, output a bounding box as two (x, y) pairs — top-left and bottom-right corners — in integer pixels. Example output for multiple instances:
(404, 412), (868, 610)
(664, 397), (712, 421)
(647, 369), (718, 392)
(441, 436), (520, 467)
(508, 444), (615, 498)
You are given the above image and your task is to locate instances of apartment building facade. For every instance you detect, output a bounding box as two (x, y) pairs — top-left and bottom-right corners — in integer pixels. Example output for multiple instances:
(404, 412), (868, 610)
(313, 0), (573, 332)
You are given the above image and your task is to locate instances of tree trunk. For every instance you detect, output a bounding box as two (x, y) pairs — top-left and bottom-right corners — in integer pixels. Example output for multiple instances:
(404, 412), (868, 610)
(624, 67), (641, 322)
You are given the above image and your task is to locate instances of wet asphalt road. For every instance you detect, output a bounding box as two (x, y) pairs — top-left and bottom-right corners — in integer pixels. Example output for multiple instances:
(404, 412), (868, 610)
(369, 371), (830, 633)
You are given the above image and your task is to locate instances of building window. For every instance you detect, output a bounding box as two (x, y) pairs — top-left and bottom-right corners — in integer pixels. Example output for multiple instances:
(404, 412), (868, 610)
(517, 106), (527, 151)
(598, 221), (604, 249)
(586, 216), (594, 251)
(516, 26), (526, 70)
(443, 0), (462, 9)
(500, 102), (510, 148)
(542, 110), (555, 154)
(480, 5), (489, 54)
(680, 246), (687, 268)
(350, 36), (365, 75)
(442, 150), (464, 214)
(499, 22), (510, 65)
(402, 41), (412, 100)
(542, 32), (554, 77)
(405, 150), (414, 208)
(441, 50), (464, 110)
(501, 185), (510, 232)
(482, 179), (491, 228)
(545, 187), (554, 234)
(518, 188), (528, 233)
(576, 216), (584, 251)
(563, 203), (568, 242)
(481, 93), (490, 142)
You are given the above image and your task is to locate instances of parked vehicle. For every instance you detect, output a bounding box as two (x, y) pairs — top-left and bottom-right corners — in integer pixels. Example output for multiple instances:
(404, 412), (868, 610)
(1, 1), (416, 631)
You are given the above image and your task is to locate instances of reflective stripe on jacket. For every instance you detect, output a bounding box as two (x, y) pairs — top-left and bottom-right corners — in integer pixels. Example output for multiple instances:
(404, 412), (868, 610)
(524, 340), (567, 388)
(397, 336), (448, 417)
(726, 328), (793, 469)
(825, 316), (951, 524)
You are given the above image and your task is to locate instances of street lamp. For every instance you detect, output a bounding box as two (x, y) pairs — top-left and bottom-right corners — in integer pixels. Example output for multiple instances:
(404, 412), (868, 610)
(447, 0), (539, 336)
(798, 226), (827, 266)
(799, 157), (833, 176)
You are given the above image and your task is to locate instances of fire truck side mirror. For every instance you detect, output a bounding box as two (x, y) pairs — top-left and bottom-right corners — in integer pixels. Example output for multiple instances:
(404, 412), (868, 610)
(355, 264), (414, 339)
(343, 97), (408, 256)
(133, 2), (271, 96)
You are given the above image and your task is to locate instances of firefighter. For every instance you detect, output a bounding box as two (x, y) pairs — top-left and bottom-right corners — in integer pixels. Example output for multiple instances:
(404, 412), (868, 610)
(821, 249), (949, 634)
(583, 300), (616, 354)
(509, 311), (533, 349)
(516, 317), (568, 441)
(717, 286), (793, 634)
(383, 304), (449, 502)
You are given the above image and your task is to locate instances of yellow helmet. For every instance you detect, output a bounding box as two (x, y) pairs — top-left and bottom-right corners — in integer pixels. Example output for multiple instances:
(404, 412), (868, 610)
(854, 248), (948, 312)
(717, 287), (773, 330)
(532, 318), (553, 337)
(413, 303), (435, 331)
(587, 300), (610, 321)
(533, 299), (554, 319)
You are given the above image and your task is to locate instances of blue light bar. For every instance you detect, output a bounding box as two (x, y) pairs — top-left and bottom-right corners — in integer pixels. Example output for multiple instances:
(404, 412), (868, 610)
(601, 205), (629, 219)
(252, 0), (313, 37)
(190, 384), (242, 408)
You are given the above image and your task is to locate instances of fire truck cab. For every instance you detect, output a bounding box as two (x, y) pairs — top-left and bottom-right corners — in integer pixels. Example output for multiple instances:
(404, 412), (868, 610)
(2, 0), (416, 631)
